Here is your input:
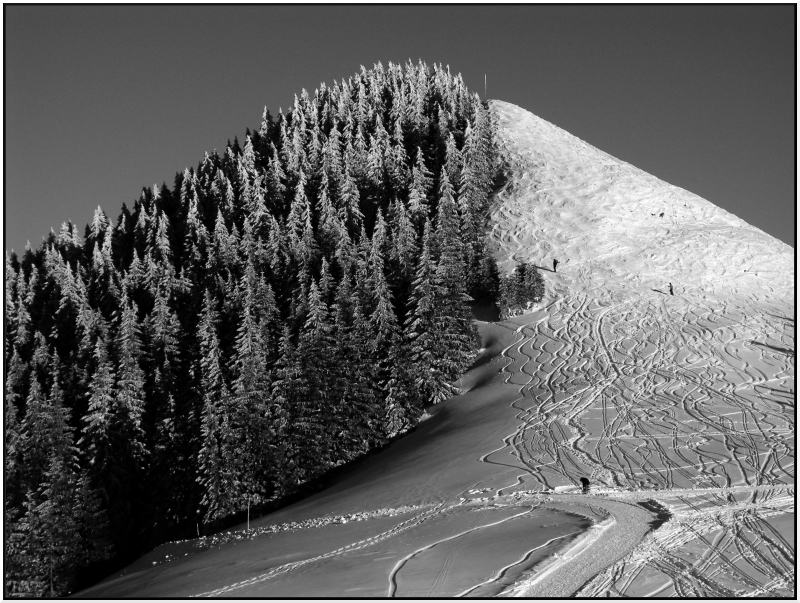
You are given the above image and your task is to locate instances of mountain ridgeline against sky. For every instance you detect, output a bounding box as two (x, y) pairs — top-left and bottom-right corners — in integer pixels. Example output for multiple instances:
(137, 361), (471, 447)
(3, 61), (503, 596)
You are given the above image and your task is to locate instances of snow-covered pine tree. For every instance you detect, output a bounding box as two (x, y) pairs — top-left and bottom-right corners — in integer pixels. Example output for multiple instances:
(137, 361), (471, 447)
(407, 148), (433, 224)
(196, 291), (236, 521)
(79, 337), (116, 477)
(228, 261), (277, 508)
(388, 197), (419, 285)
(433, 169), (479, 388)
(294, 280), (336, 478)
(113, 293), (147, 463)
(408, 219), (443, 404)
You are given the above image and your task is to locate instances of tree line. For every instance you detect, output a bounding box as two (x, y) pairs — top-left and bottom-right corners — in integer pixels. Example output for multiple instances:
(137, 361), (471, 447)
(4, 61), (502, 596)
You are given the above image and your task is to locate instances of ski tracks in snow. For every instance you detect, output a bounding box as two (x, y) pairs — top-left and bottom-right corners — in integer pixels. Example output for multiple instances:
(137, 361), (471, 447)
(193, 502), (449, 597)
(480, 292), (794, 597)
(475, 99), (795, 597)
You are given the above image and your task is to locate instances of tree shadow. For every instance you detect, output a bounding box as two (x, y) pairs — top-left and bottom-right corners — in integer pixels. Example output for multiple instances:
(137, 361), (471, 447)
(766, 313), (794, 325)
(533, 264), (555, 273)
(756, 385), (794, 398)
(750, 340), (794, 357)
(651, 288), (666, 295)
(638, 499), (673, 530)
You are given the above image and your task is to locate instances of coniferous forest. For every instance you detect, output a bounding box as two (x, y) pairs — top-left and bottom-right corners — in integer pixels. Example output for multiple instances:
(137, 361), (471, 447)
(3, 61), (503, 596)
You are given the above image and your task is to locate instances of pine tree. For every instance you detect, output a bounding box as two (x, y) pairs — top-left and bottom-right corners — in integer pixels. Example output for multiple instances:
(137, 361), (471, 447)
(114, 294), (147, 462)
(407, 148), (433, 223)
(434, 169), (479, 388)
(6, 456), (110, 597)
(389, 198), (419, 284)
(344, 298), (382, 454)
(7, 348), (112, 598)
(5, 253), (18, 354)
(369, 236), (399, 390)
(459, 123), (487, 294)
(229, 262), (278, 508)
(196, 292), (236, 521)
(19, 347), (72, 494)
(294, 280), (335, 477)
(79, 333), (145, 553)
(270, 327), (302, 487)
(408, 219), (443, 403)
(4, 348), (25, 511)
(13, 270), (33, 352)
(388, 118), (409, 189)
(286, 169), (309, 251)
(384, 330), (418, 437)
(265, 146), (287, 214)
(444, 132), (463, 189)
(316, 171), (340, 254)
(338, 157), (363, 232)
(88, 206), (109, 245)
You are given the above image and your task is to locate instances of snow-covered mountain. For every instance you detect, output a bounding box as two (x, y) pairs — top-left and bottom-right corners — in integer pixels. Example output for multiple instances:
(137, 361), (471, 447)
(489, 100), (794, 306)
(486, 100), (795, 597)
(80, 101), (794, 598)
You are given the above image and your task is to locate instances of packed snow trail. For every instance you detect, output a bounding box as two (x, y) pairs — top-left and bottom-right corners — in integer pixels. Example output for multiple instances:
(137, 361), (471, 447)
(78, 100), (793, 598)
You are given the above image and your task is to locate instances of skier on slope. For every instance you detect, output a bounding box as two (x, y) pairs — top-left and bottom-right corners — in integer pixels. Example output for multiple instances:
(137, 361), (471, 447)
(553, 258), (559, 272)
(668, 282), (674, 296)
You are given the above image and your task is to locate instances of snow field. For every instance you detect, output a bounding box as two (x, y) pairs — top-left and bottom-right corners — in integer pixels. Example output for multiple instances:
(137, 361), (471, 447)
(482, 100), (794, 597)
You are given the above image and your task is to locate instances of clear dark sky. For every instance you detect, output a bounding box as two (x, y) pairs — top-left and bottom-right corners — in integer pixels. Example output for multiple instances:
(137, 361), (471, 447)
(5, 5), (795, 252)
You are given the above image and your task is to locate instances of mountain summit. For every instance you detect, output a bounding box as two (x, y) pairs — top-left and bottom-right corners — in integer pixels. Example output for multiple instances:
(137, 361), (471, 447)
(488, 100), (793, 307)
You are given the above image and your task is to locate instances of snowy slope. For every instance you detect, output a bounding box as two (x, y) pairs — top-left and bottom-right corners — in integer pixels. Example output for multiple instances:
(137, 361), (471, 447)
(489, 100), (794, 306)
(80, 101), (794, 598)
(485, 100), (795, 596)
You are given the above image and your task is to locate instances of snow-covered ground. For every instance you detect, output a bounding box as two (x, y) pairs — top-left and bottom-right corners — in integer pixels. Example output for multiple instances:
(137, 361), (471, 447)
(486, 100), (795, 597)
(80, 101), (794, 598)
(489, 100), (794, 305)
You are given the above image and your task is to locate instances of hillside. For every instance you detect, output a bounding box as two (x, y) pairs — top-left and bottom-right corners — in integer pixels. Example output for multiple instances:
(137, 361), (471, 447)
(489, 100), (794, 304)
(487, 101), (795, 596)
(4, 62), (500, 597)
(79, 100), (794, 598)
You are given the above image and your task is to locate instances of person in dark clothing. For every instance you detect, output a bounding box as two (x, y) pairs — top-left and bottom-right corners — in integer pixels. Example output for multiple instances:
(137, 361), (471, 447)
(668, 282), (674, 296)
(580, 477), (590, 494)
(553, 258), (559, 272)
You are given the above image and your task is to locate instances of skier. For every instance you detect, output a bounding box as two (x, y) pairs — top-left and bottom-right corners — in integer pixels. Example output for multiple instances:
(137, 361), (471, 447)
(553, 258), (559, 272)
(668, 282), (674, 296)
(580, 477), (590, 494)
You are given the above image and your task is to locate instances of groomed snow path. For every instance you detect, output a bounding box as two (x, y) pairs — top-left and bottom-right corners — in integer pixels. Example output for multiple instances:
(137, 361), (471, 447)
(486, 100), (795, 597)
